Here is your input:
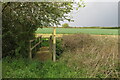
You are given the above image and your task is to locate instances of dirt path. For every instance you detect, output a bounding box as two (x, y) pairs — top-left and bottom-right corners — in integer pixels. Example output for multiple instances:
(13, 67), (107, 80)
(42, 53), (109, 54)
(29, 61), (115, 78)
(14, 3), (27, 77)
(34, 47), (52, 61)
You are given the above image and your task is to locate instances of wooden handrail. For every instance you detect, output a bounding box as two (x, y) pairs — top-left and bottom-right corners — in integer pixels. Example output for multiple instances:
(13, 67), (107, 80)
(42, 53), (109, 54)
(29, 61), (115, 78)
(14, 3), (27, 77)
(31, 41), (42, 50)
(29, 35), (42, 59)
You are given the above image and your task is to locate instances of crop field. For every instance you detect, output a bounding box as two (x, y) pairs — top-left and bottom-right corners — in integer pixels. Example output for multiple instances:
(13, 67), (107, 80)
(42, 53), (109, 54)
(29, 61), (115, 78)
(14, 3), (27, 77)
(36, 28), (119, 35)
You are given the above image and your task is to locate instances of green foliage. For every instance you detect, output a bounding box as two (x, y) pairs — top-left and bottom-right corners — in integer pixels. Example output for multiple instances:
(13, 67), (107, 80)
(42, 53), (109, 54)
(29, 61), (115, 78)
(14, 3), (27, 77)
(62, 23), (69, 28)
(3, 57), (42, 78)
(2, 2), (83, 57)
(41, 38), (49, 47)
(56, 39), (64, 58)
(2, 57), (86, 78)
(0, 60), (1, 79)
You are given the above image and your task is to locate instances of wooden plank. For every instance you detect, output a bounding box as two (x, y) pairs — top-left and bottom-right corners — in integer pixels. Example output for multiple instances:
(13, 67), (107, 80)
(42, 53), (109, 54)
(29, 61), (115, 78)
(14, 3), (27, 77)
(31, 41), (42, 50)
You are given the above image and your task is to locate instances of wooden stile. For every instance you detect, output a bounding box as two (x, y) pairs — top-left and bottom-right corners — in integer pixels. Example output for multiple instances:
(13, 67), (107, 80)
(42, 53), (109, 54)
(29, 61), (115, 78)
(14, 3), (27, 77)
(29, 28), (57, 62)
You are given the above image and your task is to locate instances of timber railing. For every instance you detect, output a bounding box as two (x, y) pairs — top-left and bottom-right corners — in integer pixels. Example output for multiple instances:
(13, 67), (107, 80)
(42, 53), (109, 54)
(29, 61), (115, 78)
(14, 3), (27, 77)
(29, 35), (42, 59)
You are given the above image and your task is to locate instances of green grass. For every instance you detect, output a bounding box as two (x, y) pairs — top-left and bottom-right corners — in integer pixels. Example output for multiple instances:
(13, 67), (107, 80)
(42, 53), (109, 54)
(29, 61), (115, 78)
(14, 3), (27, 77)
(2, 57), (87, 78)
(0, 60), (1, 79)
(36, 28), (119, 35)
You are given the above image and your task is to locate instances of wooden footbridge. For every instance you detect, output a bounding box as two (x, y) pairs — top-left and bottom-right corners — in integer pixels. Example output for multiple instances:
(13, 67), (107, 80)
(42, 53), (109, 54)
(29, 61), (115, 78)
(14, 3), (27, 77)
(29, 28), (56, 62)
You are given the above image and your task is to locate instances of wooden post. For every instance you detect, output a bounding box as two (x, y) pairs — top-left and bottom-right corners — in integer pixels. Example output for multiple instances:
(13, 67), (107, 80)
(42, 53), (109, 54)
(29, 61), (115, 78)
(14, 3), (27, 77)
(49, 36), (52, 55)
(39, 36), (41, 48)
(40, 36), (42, 47)
(29, 41), (32, 59)
(53, 27), (56, 62)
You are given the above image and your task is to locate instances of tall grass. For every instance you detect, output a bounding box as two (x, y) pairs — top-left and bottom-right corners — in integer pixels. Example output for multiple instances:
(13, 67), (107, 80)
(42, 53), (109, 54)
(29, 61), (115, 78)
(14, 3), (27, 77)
(60, 34), (119, 78)
(0, 60), (2, 79)
(2, 57), (86, 78)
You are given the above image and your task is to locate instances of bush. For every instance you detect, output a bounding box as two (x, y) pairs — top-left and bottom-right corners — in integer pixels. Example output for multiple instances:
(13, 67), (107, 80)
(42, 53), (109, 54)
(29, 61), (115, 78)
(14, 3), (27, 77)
(62, 34), (96, 51)
(56, 39), (64, 59)
(41, 38), (49, 47)
(62, 23), (69, 28)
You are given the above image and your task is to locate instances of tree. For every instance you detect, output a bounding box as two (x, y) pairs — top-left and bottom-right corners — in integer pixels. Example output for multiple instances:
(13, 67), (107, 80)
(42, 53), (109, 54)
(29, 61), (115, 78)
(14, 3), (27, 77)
(62, 23), (69, 28)
(2, 2), (85, 58)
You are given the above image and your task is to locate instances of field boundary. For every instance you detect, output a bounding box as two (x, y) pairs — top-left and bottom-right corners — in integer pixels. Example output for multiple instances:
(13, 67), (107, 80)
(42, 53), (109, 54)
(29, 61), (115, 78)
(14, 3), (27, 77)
(36, 33), (118, 38)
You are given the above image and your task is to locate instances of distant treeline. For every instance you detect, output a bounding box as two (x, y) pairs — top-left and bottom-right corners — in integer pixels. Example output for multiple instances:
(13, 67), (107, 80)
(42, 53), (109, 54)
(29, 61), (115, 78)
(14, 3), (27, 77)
(79, 27), (120, 29)
(45, 26), (120, 29)
(97, 27), (120, 29)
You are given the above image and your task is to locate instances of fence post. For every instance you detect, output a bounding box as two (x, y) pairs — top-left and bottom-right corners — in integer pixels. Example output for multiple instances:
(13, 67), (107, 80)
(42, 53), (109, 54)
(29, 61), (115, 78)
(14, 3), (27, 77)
(39, 36), (41, 48)
(40, 36), (42, 47)
(53, 27), (56, 62)
(49, 36), (52, 55)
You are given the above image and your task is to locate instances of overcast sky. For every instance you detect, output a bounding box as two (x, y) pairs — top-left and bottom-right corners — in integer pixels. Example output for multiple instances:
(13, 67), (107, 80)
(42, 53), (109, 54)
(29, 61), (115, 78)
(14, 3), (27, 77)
(60, 0), (119, 27)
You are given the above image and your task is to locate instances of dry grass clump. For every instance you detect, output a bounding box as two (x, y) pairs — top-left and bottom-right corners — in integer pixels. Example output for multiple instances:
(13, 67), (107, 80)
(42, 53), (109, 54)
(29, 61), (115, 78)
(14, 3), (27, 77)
(62, 34), (96, 52)
(60, 34), (119, 78)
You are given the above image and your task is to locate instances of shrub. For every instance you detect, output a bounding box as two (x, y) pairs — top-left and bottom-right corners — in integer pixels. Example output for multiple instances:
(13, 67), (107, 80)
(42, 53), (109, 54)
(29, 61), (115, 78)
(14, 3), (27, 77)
(62, 23), (69, 28)
(62, 34), (96, 51)
(56, 39), (64, 59)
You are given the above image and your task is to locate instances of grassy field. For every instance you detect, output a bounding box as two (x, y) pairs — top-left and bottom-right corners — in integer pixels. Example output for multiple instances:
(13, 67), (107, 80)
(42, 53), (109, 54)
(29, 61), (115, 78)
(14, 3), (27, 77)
(35, 28), (119, 35)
